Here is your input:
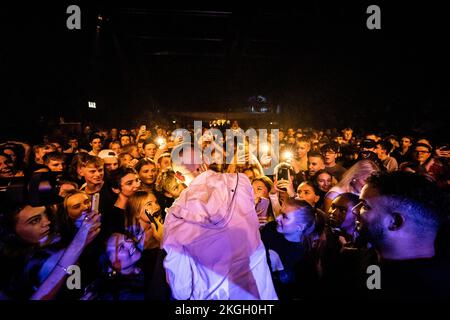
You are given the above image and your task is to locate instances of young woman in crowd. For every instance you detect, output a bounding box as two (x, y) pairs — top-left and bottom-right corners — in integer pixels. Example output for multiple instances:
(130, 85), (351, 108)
(323, 160), (379, 212)
(0, 202), (100, 300)
(252, 176), (275, 227)
(312, 169), (336, 194)
(272, 170), (322, 208)
(260, 198), (325, 299)
(296, 181), (321, 208)
(90, 232), (145, 300)
(124, 190), (170, 299)
(54, 190), (105, 286)
(269, 162), (296, 217)
(311, 169), (337, 209)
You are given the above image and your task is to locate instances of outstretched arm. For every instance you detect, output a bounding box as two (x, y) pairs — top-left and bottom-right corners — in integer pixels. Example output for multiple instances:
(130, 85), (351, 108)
(30, 211), (101, 300)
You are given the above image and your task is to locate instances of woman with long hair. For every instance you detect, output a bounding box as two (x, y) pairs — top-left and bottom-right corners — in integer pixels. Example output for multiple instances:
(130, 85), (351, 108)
(323, 160), (379, 212)
(252, 176), (275, 227)
(124, 190), (170, 300)
(0, 200), (100, 300)
(124, 190), (162, 250)
(260, 198), (325, 299)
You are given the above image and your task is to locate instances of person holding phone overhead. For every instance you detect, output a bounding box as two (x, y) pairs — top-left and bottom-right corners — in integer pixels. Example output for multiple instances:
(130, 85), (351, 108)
(268, 162), (297, 217)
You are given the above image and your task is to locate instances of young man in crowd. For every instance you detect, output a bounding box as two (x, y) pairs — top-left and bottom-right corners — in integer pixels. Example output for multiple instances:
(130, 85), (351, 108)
(120, 134), (132, 147)
(43, 152), (65, 172)
(307, 151), (326, 179)
(375, 141), (398, 172)
(143, 138), (158, 160)
(121, 144), (141, 161)
(321, 143), (347, 181)
(64, 136), (87, 154)
(342, 128), (354, 146)
(102, 167), (141, 238)
(392, 135), (413, 164)
(31, 144), (56, 171)
(351, 171), (450, 299)
(98, 149), (119, 175)
(80, 155), (105, 195)
(88, 134), (103, 156)
(156, 153), (172, 171)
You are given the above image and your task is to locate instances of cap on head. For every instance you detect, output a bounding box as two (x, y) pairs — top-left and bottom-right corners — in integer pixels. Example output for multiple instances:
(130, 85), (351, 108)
(98, 149), (118, 162)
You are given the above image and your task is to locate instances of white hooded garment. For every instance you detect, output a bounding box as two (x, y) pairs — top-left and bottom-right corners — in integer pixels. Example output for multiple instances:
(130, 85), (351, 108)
(162, 170), (278, 300)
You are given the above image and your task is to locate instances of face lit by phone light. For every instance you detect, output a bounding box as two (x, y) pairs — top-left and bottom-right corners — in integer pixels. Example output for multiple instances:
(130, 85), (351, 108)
(65, 192), (91, 221)
(106, 233), (141, 275)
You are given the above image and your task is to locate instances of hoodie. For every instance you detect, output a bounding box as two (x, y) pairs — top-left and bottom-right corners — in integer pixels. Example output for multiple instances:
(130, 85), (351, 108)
(162, 170), (277, 300)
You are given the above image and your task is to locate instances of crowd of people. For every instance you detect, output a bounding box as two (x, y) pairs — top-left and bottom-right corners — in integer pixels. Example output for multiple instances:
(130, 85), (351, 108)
(0, 120), (449, 300)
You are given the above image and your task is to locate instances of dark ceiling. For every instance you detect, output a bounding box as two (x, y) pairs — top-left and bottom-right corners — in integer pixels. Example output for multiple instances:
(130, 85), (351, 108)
(1, 1), (448, 139)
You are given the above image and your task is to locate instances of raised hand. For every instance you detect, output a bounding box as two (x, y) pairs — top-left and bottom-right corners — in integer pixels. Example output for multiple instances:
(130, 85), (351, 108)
(74, 211), (101, 247)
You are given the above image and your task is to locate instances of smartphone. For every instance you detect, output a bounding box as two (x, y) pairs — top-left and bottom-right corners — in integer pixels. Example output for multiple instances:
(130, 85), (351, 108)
(255, 197), (270, 218)
(276, 166), (290, 191)
(277, 166), (289, 181)
(91, 193), (100, 213)
(145, 209), (158, 231)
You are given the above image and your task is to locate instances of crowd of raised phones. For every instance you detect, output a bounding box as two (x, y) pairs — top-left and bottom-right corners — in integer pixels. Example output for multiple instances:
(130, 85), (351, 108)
(0, 121), (449, 300)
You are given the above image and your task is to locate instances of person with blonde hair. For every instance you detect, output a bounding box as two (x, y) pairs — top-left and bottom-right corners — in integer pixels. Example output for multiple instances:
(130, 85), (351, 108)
(323, 160), (379, 212)
(124, 190), (162, 251)
(124, 190), (170, 300)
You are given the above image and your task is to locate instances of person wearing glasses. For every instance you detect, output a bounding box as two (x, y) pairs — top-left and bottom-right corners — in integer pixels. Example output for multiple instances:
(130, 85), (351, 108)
(400, 142), (450, 189)
(321, 143), (347, 181)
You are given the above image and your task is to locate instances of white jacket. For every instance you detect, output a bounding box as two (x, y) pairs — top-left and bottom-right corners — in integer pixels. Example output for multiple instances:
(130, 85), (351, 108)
(162, 170), (278, 300)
